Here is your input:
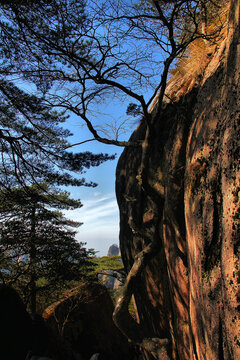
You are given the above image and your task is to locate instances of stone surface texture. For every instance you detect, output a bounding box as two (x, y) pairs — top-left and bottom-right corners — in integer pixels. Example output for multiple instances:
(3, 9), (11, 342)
(43, 282), (131, 360)
(116, 1), (240, 359)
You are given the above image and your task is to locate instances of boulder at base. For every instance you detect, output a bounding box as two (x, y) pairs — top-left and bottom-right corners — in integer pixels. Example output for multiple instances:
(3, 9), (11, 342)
(43, 282), (132, 360)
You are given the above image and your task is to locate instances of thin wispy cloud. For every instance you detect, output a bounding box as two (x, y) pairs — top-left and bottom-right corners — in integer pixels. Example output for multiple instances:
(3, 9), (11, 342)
(66, 193), (118, 222)
(82, 200), (117, 223)
(64, 192), (119, 255)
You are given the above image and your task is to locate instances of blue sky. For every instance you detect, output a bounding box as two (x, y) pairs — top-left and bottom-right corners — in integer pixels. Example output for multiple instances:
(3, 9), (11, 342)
(65, 187), (120, 257)
(10, 1), (165, 257)
(62, 78), (153, 256)
(64, 114), (131, 257)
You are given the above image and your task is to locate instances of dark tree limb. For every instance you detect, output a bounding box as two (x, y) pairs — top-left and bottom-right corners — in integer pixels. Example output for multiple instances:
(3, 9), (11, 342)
(113, 241), (169, 359)
(98, 270), (126, 284)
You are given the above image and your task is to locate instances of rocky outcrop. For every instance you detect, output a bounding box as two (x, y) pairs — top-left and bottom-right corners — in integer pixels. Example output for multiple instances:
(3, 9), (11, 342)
(98, 269), (123, 290)
(43, 282), (132, 360)
(116, 1), (240, 359)
(99, 245), (123, 290)
(107, 244), (120, 257)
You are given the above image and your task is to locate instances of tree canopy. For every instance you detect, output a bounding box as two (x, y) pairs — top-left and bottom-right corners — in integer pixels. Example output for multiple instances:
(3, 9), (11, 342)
(0, 79), (115, 188)
(0, 183), (96, 312)
(0, 0), (115, 189)
(0, 0), (228, 148)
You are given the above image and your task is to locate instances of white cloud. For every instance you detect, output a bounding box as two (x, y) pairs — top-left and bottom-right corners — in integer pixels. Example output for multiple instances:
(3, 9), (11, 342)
(64, 193), (119, 256)
(82, 200), (117, 223)
(65, 193), (118, 222)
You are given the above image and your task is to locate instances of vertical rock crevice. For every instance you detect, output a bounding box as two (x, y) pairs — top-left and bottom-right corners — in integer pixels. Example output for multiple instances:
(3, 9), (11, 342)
(116, 1), (240, 359)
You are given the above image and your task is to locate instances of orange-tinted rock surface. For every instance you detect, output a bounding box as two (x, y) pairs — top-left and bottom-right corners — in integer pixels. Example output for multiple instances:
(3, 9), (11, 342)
(116, 1), (240, 359)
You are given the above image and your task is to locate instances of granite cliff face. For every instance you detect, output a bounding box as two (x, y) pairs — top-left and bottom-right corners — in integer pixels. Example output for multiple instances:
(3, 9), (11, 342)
(116, 1), (240, 359)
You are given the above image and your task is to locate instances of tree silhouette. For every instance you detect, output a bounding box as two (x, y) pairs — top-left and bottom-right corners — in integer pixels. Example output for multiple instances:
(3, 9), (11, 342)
(0, 184), (95, 313)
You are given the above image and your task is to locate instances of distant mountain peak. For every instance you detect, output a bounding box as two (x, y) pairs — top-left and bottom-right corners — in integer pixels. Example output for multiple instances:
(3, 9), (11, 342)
(107, 244), (119, 257)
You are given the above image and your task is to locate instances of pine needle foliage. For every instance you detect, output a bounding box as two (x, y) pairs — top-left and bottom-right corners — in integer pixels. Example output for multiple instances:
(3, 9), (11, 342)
(0, 183), (96, 313)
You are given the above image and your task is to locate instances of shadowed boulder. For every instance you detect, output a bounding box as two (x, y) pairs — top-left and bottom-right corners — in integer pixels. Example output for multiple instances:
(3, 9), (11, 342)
(43, 282), (132, 360)
(0, 284), (33, 360)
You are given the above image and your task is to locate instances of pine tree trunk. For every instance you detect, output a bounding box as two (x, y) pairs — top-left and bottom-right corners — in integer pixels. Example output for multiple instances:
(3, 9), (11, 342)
(29, 203), (37, 314)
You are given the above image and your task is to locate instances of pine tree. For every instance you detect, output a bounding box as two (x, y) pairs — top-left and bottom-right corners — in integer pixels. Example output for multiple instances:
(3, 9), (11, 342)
(0, 184), (95, 313)
(0, 78), (114, 189)
(0, 0), (114, 188)
(0, 0), (227, 149)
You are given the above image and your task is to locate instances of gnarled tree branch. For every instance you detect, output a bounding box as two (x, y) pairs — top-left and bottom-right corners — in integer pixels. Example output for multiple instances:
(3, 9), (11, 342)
(113, 241), (169, 359)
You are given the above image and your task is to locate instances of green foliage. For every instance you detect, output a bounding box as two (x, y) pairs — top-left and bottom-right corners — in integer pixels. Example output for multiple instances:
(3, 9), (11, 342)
(0, 0), (114, 189)
(0, 79), (114, 188)
(126, 103), (142, 118)
(89, 256), (125, 302)
(0, 183), (96, 312)
(0, 0), (210, 144)
(0, 0), (230, 151)
(91, 256), (124, 275)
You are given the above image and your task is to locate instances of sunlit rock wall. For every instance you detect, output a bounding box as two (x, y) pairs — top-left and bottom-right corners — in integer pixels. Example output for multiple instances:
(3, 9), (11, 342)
(116, 1), (240, 359)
